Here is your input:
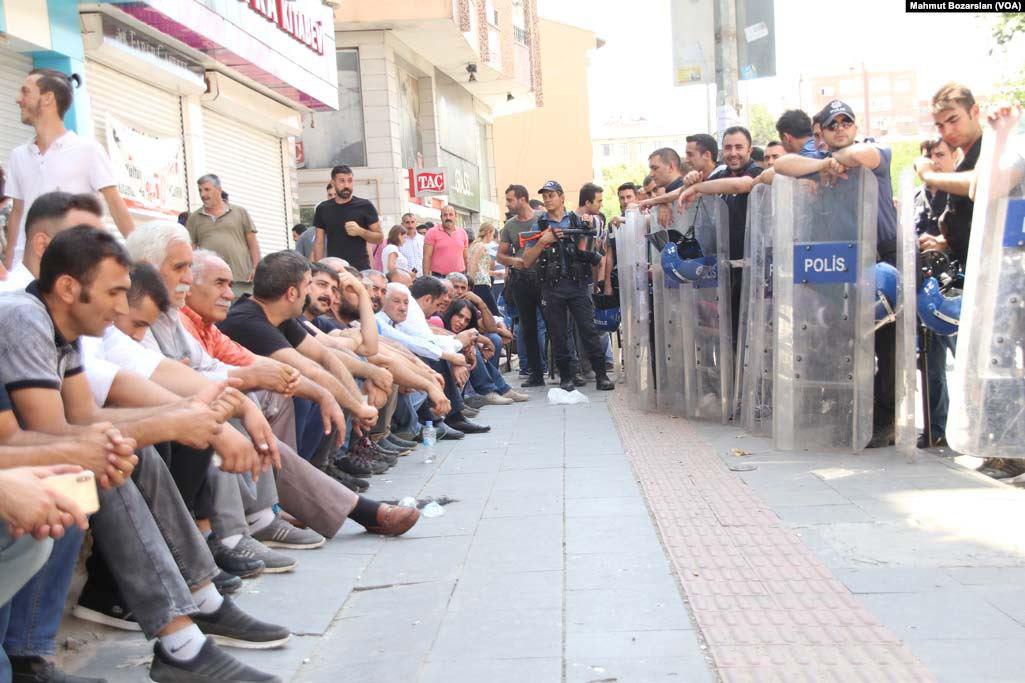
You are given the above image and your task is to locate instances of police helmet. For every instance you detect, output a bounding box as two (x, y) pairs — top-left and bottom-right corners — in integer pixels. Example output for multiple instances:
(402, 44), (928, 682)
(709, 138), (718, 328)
(661, 238), (710, 284)
(917, 276), (961, 336)
(874, 262), (899, 324)
(594, 306), (621, 332)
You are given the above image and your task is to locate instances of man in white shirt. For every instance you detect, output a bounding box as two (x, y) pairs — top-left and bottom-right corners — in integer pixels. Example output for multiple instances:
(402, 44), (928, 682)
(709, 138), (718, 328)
(3, 69), (134, 275)
(397, 213), (425, 275)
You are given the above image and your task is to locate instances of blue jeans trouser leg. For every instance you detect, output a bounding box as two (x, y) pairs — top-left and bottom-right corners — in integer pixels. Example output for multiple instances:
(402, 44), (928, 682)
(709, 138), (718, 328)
(0, 527), (54, 679)
(923, 331), (956, 438)
(468, 348), (499, 395)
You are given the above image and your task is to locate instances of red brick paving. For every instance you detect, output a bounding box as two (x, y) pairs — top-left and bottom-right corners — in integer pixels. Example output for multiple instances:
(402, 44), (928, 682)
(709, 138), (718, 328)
(607, 394), (936, 682)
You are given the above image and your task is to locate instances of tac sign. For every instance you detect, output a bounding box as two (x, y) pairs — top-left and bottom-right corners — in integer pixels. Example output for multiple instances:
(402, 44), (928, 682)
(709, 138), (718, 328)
(1002, 198), (1025, 249)
(793, 242), (857, 284)
(408, 168), (447, 198)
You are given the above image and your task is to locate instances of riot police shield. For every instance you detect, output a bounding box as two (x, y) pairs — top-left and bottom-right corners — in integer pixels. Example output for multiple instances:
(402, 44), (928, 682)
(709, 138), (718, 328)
(648, 205), (689, 415)
(739, 183), (774, 435)
(681, 196), (734, 423)
(895, 173), (919, 461)
(619, 208), (655, 409)
(948, 126), (1025, 458)
(772, 169), (878, 451)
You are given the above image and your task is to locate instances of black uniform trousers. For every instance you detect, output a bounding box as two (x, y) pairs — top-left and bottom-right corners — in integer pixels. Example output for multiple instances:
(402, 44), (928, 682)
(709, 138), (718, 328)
(541, 278), (604, 378)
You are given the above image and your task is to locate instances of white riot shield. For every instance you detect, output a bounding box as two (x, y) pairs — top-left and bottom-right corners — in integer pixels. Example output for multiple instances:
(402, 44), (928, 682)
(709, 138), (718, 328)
(895, 173), (919, 461)
(948, 130), (1025, 458)
(772, 169), (878, 451)
(739, 184), (774, 435)
(733, 222), (752, 422)
(619, 208), (654, 409)
(649, 204), (689, 415)
(681, 196), (734, 423)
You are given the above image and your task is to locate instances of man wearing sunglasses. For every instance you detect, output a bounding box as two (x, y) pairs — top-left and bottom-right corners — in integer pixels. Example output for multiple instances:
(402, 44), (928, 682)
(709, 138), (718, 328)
(773, 100), (899, 450)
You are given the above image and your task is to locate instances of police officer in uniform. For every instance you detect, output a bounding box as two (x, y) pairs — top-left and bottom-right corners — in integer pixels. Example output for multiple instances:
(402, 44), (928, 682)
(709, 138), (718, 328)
(522, 181), (615, 392)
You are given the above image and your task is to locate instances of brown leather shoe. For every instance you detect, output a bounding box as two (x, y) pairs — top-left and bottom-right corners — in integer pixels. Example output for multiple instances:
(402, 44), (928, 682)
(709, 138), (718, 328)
(365, 504), (420, 536)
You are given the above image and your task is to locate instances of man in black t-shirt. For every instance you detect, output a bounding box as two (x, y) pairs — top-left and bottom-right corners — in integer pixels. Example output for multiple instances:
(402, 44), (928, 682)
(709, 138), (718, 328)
(312, 165), (382, 270)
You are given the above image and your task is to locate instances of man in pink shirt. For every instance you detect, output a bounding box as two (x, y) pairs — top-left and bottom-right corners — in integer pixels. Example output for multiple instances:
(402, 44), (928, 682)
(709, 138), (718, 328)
(422, 205), (468, 276)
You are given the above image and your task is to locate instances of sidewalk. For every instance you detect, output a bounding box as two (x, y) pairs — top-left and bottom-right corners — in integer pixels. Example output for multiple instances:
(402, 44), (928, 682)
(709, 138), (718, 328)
(59, 382), (714, 682)
(58, 379), (1025, 681)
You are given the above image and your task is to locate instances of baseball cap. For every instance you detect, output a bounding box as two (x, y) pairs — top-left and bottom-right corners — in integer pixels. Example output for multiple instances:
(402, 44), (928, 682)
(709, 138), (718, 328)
(818, 100), (856, 127)
(537, 180), (564, 194)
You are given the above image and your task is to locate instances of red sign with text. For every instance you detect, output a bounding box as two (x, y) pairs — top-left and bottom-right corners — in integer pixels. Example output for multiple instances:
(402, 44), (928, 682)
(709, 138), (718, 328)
(243, 0), (324, 55)
(408, 168), (447, 198)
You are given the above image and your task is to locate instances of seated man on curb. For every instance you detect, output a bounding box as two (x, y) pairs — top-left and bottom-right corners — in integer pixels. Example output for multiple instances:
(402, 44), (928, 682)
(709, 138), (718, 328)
(0, 227), (288, 682)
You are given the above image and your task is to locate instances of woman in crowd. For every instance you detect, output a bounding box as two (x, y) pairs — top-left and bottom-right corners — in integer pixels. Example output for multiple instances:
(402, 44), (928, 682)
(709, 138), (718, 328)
(442, 299), (528, 404)
(382, 225), (409, 273)
(467, 223), (499, 315)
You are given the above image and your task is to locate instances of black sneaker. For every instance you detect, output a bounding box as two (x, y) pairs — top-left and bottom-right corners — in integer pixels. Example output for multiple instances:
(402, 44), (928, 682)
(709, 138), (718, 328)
(323, 462), (369, 492)
(521, 374), (545, 388)
(595, 375), (615, 391)
(192, 595), (291, 650)
(438, 423), (465, 440)
(559, 377), (575, 392)
(447, 418), (490, 434)
(572, 373), (587, 387)
(335, 454), (373, 477)
(207, 533), (265, 579)
(72, 584), (141, 632)
(866, 423), (896, 449)
(917, 433), (948, 449)
(381, 435), (415, 454)
(213, 570), (243, 595)
(150, 636), (281, 682)
(386, 434), (418, 450)
(10, 656), (108, 683)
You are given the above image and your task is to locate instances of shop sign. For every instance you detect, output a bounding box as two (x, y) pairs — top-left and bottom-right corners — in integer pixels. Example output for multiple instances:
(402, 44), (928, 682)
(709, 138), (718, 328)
(105, 116), (187, 215)
(439, 151), (481, 212)
(242, 0), (325, 55)
(408, 168), (447, 198)
(102, 14), (203, 77)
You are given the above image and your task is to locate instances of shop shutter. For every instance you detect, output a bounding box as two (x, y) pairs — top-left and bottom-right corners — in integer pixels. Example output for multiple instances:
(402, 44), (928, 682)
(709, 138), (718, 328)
(83, 60), (188, 225)
(201, 109), (289, 256)
(0, 50), (33, 165)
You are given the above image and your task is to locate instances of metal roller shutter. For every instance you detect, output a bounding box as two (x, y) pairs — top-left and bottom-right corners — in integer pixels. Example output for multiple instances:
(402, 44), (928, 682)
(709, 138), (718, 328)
(201, 109), (289, 256)
(0, 50), (32, 164)
(83, 60), (188, 225)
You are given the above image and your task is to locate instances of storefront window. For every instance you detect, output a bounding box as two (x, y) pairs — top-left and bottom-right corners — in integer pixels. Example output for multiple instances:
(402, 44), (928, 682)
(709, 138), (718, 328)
(397, 65), (423, 169)
(300, 49), (367, 168)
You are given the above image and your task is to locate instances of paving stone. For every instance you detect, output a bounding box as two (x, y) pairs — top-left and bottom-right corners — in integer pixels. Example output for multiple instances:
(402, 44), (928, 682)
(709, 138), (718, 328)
(565, 495), (650, 518)
(429, 606), (562, 659)
(482, 490), (563, 518)
(357, 535), (473, 586)
(565, 588), (695, 632)
(855, 589), (1025, 640)
(448, 569), (562, 612)
(565, 656), (714, 683)
(420, 657), (562, 683)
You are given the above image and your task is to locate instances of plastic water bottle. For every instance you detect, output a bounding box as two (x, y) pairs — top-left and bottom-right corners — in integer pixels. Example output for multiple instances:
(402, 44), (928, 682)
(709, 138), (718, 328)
(422, 421), (437, 464)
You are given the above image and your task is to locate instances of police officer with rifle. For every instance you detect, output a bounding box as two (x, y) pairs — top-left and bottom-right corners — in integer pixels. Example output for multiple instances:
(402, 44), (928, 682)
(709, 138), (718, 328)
(522, 181), (615, 392)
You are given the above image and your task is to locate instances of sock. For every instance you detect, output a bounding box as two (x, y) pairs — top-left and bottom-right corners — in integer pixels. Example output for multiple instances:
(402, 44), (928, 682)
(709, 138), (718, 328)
(348, 496), (381, 528)
(192, 583), (224, 615)
(246, 507), (276, 534)
(221, 534), (243, 550)
(160, 623), (205, 661)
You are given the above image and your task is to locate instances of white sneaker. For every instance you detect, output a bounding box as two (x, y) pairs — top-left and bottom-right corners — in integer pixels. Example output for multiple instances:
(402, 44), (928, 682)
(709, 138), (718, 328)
(484, 392), (514, 405)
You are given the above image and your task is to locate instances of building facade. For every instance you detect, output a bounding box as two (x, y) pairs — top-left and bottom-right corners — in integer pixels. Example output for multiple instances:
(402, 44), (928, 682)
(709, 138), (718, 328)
(493, 18), (600, 204)
(297, 0), (542, 234)
(807, 68), (923, 139)
(0, 0), (338, 256)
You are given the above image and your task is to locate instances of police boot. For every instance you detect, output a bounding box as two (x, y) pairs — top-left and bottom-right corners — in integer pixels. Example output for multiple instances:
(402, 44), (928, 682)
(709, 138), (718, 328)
(591, 357), (615, 391)
(558, 364), (576, 392)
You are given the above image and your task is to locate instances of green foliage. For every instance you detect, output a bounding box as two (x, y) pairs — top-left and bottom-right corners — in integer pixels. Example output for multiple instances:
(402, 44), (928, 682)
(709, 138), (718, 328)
(746, 104), (777, 147)
(887, 139), (922, 195)
(993, 13), (1025, 46)
(992, 15), (1025, 111)
(598, 162), (648, 224)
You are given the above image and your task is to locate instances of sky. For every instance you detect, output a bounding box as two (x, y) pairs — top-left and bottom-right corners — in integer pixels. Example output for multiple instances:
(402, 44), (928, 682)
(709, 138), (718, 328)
(537, 0), (1009, 136)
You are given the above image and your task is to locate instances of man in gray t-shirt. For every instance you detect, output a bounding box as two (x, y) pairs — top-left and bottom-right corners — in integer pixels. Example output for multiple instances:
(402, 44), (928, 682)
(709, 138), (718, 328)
(498, 185), (546, 386)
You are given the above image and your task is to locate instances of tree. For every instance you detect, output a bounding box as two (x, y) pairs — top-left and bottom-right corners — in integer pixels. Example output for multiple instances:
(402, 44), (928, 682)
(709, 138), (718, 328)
(597, 162), (648, 225)
(746, 104), (777, 146)
(993, 14), (1025, 108)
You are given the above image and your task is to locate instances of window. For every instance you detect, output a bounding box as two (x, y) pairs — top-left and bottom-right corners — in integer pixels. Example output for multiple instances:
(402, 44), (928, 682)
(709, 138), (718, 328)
(396, 65), (423, 169)
(602, 144), (611, 157)
(299, 49), (367, 168)
(485, 0), (499, 26)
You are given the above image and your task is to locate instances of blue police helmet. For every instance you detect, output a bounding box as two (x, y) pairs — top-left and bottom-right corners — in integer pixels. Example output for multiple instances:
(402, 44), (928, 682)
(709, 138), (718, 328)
(916, 276), (961, 336)
(661, 240), (708, 283)
(594, 306), (621, 332)
(874, 262), (899, 323)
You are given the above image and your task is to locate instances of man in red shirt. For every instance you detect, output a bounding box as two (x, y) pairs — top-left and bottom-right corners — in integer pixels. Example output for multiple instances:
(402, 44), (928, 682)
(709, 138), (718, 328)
(422, 205), (468, 277)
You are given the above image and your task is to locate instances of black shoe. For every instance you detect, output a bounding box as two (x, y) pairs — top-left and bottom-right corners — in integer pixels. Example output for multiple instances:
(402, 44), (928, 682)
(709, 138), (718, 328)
(559, 377), (575, 392)
(917, 433), (948, 449)
(572, 373), (587, 387)
(521, 374), (545, 388)
(192, 595), (291, 650)
(370, 446), (398, 465)
(447, 418), (490, 434)
(323, 462), (369, 492)
(438, 423), (465, 440)
(335, 454), (373, 477)
(213, 570), (243, 595)
(382, 435), (415, 454)
(10, 657), (107, 683)
(72, 583), (140, 632)
(207, 533), (265, 579)
(866, 424), (896, 449)
(386, 434), (417, 449)
(150, 636), (281, 682)
(595, 375), (615, 391)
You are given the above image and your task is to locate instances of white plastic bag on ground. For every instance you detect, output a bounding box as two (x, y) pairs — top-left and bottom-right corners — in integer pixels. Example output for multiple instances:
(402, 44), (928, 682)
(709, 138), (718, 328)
(547, 388), (590, 405)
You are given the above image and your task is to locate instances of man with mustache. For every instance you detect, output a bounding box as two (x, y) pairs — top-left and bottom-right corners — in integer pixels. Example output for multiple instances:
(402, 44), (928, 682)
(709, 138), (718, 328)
(185, 174), (262, 297)
(422, 205), (469, 277)
(312, 165), (382, 270)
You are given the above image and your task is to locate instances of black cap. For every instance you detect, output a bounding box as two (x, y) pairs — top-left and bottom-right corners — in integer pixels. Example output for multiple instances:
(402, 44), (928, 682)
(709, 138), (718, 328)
(818, 100), (856, 127)
(537, 180), (564, 194)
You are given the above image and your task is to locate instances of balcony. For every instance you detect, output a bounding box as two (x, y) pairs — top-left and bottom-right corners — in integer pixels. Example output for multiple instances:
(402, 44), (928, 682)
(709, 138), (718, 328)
(334, 0), (537, 112)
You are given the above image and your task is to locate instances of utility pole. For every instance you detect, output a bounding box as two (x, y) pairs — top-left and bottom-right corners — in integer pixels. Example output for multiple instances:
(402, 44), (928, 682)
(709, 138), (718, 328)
(713, 0), (741, 139)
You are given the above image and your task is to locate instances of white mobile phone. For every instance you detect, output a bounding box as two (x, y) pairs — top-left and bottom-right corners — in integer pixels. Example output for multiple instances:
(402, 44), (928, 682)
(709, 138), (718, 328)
(41, 471), (100, 514)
